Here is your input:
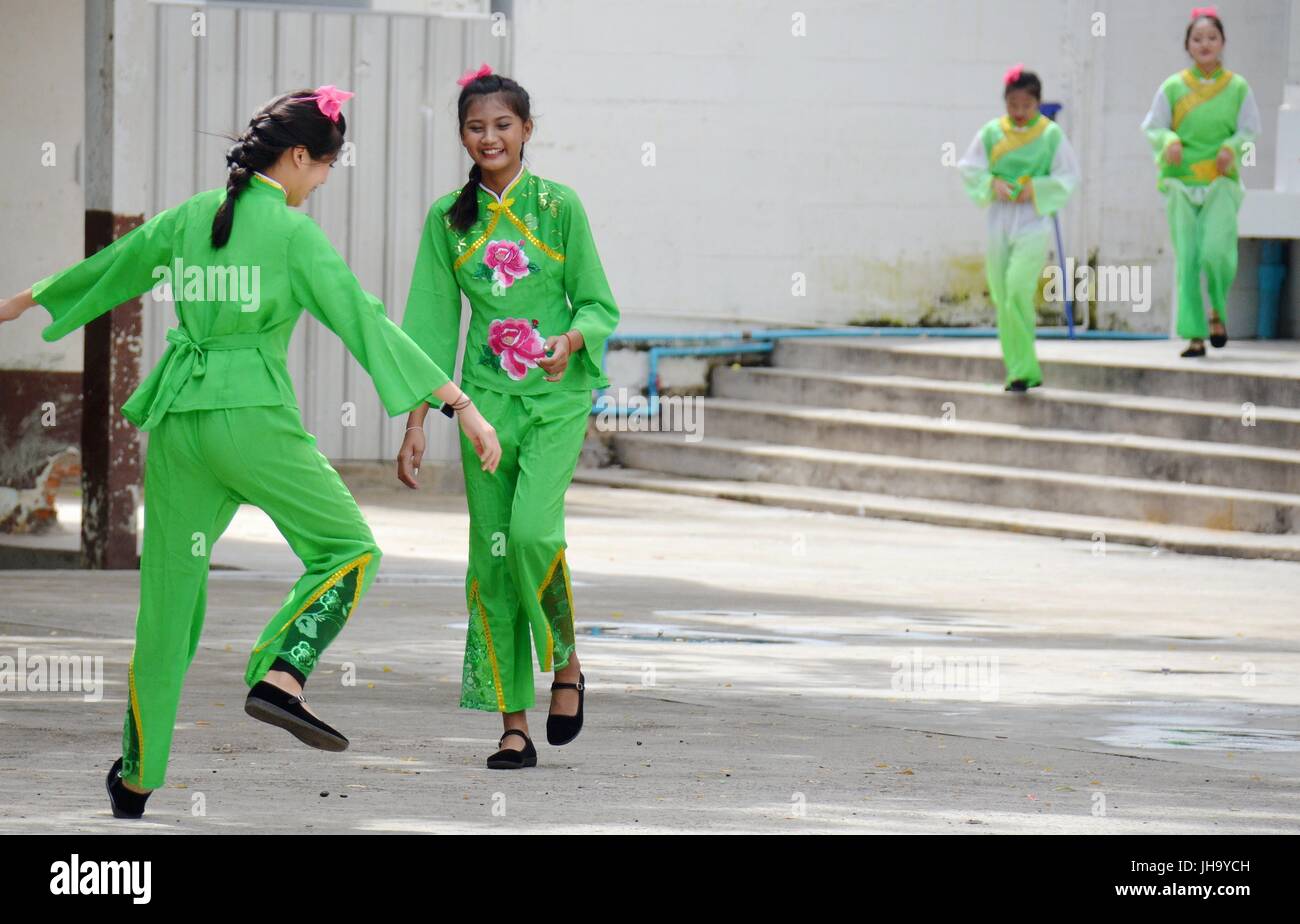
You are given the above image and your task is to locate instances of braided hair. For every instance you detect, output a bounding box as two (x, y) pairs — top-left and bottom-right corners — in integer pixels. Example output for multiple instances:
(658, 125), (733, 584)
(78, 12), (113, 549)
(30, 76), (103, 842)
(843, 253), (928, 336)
(212, 89), (347, 249)
(448, 73), (532, 234)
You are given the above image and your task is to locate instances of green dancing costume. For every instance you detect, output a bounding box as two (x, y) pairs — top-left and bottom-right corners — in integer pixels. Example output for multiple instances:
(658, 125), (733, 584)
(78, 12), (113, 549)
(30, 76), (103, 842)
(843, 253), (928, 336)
(1141, 67), (1260, 340)
(959, 114), (1079, 386)
(403, 165), (619, 713)
(31, 172), (452, 788)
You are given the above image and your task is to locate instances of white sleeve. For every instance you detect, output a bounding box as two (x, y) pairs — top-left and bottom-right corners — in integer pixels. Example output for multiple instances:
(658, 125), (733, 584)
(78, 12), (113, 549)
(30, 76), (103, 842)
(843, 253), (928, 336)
(1238, 86), (1262, 138)
(1051, 130), (1080, 181)
(1139, 85), (1171, 134)
(957, 130), (988, 171)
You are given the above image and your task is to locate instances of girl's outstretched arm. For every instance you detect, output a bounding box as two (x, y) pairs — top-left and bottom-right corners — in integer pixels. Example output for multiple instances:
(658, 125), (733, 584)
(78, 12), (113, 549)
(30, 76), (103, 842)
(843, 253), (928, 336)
(288, 217), (454, 415)
(288, 217), (502, 473)
(0, 288), (36, 324)
(25, 206), (179, 341)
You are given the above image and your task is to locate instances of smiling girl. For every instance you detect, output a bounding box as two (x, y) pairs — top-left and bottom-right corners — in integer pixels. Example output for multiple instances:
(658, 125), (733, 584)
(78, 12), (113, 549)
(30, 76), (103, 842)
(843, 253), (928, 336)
(398, 65), (619, 769)
(1141, 7), (1260, 358)
(0, 87), (501, 817)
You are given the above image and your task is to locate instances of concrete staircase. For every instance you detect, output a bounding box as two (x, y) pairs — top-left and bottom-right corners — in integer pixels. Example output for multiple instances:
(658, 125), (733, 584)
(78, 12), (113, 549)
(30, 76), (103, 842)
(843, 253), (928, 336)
(576, 337), (1300, 560)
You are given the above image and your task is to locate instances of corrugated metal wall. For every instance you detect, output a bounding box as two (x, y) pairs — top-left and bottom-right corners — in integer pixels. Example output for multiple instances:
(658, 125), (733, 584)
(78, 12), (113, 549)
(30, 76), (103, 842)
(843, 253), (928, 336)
(144, 1), (505, 460)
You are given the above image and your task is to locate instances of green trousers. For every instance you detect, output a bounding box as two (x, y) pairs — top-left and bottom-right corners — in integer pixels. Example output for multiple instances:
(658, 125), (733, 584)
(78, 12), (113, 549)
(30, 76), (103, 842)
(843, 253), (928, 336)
(457, 384), (592, 713)
(986, 228), (1048, 387)
(122, 404), (381, 789)
(1166, 178), (1243, 340)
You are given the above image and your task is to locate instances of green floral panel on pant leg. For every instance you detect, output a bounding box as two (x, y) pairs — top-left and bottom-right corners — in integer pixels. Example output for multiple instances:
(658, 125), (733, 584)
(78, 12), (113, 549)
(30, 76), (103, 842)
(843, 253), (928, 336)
(275, 556), (367, 679)
(538, 550), (577, 671)
(120, 704), (141, 783)
(461, 579), (507, 711)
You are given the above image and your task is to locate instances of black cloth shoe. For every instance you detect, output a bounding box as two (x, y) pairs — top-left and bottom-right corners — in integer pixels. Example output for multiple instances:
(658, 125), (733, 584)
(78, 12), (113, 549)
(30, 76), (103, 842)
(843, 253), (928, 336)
(1003, 380), (1029, 392)
(546, 672), (585, 746)
(486, 729), (537, 769)
(1181, 343), (1206, 358)
(106, 757), (150, 819)
(245, 680), (349, 752)
(1209, 323), (1228, 349)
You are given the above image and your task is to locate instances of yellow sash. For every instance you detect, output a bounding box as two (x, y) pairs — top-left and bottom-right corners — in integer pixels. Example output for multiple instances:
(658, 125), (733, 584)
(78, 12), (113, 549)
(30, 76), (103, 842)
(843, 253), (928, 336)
(989, 115), (1050, 166)
(1171, 68), (1233, 131)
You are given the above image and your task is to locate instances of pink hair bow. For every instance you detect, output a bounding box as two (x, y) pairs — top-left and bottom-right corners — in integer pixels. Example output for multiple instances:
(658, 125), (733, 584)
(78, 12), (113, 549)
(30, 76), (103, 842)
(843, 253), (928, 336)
(457, 62), (493, 87)
(1003, 63), (1024, 86)
(1189, 5), (1218, 18)
(310, 85), (354, 122)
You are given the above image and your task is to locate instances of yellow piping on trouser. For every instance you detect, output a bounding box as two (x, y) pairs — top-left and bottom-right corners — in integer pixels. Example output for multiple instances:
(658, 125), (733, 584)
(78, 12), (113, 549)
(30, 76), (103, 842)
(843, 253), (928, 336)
(252, 552), (372, 656)
(471, 578), (507, 711)
(127, 656), (145, 784)
(537, 548), (576, 672)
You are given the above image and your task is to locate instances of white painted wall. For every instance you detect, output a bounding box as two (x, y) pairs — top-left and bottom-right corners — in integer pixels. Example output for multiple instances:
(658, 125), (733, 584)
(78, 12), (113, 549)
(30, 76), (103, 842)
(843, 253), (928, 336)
(0, 0), (85, 371)
(2, 0), (1296, 465)
(511, 0), (1291, 335)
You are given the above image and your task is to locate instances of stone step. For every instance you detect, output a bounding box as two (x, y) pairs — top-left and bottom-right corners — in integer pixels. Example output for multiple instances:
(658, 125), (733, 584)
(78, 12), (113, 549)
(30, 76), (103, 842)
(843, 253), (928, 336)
(692, 397), (1300, 494)
(773, 338), (1300, 406)
(573, 466), (1300, 562)
(610, 432), (1300, 535)
(712, 366), (1300, 450)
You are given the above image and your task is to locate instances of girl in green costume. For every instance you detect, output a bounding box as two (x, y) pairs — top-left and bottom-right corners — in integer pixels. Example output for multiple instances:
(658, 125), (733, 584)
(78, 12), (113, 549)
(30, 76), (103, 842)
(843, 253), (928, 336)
(958, 66), (1079, 391)
(1141, 7), (1260, 357)
(398, 66), (619, 769)
(0, 88), (501, 817)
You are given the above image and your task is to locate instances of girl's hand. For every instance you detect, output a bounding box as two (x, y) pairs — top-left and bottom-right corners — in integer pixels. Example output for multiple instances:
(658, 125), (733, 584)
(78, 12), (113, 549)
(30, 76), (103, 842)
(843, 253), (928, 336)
(1216, 146), (1235, 175)
(396, 425), (426, 489)
(457, 403), (502, 473)
(0, 289), (36, 324)
(1020, 180), (1036, 205)
(539, 332), (575, 382)
(992, 179), (1015, 202)
(1164, 140), (1183, 166)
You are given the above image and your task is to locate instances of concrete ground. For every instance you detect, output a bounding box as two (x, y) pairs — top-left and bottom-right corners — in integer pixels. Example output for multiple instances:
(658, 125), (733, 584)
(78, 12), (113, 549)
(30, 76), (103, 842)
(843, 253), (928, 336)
(1, 473), (1298, 834)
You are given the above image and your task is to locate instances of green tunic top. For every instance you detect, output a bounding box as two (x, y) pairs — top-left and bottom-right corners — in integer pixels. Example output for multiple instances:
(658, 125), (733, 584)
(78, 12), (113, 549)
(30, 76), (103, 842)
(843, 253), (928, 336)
(31, 173), (451, 431)
(961, 114), (1076, 216)
(401, 166), (619, 396)
(1144, 68), (1253, 191)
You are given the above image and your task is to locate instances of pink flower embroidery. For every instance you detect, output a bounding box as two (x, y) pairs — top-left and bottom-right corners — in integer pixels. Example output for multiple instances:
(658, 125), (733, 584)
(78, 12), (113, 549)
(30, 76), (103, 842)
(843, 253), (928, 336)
(487, 317), (547, 380)
(483, 239), (530, 287)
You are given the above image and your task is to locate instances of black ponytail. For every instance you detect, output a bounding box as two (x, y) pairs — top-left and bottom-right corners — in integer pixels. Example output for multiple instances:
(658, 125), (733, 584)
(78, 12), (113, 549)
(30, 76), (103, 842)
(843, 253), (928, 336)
(212, 89), (347, 249)
(448, 73), (532, 234)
